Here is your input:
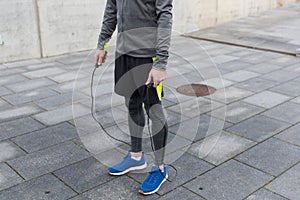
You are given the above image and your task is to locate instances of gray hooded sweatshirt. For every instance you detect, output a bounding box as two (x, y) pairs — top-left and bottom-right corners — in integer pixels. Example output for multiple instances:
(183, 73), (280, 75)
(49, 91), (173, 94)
(97, 0), (173, 71)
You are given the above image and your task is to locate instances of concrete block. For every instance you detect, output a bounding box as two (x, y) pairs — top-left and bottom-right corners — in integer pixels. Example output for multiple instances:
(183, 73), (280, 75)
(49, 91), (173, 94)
(70, 176), (158, 200)
(7, 141), (90, 179)
(210, 101), (265, 123)
(54, 157), (114, 193)
(243, 91), (291, 109)
(0, 0), (41, 63)
(246, 189), (287, 200)
(33, 104), (90, 126)
(0, 140), (26, 162)
(3, 88), (58, 105)
(276, 123), (300, 146)
(6, 78), (56, 93)
(12, 123), (78, 153)
(0, 174), (76, 200)
(262, 102), (300, 124)
(223, 70), (260, 82)
(0, 163), (23, 191)
(37, 0), (105, 57)
(22, 67), (66, 79)
(236, 138), (300, 176)
(266, 163), (300, 200)
(0, 117), (45, 141)
(227, 115), (290, 142)
(235, 77), (278, 93)
(188, 131), (256, 165)
(184, 160), (273, 200)
(0, 105), (44, 123)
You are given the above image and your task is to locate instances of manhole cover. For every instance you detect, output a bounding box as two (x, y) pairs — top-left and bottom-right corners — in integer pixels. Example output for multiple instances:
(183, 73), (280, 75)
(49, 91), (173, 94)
(176, 84), (216, 97)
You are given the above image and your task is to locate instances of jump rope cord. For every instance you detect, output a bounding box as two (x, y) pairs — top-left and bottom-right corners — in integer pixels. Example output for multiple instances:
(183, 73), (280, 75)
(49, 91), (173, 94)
(91, 66), (177, 182)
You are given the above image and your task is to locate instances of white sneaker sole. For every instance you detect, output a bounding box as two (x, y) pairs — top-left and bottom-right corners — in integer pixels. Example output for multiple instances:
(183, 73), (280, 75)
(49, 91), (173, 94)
(108, 162), (147, 176)
(139, 174), (168, 195)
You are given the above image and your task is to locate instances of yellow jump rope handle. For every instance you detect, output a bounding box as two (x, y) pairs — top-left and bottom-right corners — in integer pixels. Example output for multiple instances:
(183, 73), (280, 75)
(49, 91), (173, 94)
(152, 56), (163, 101)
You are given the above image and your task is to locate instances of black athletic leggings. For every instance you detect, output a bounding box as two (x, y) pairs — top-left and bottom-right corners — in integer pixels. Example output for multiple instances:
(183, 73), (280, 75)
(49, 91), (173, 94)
(125, 90), (168, 166)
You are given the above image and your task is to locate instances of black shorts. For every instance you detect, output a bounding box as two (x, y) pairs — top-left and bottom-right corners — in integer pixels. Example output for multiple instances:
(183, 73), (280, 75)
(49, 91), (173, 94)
(114, 54), (163, 104)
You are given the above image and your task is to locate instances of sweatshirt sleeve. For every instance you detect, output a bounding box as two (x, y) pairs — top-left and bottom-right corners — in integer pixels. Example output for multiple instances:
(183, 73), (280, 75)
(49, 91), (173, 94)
(152, 0), (173, 71)
(97, 0), (117, 50)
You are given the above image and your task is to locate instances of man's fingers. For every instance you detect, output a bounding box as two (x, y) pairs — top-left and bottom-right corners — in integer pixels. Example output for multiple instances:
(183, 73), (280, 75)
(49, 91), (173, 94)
(145, 73), (152, 85)
(97, 56), (103, 66)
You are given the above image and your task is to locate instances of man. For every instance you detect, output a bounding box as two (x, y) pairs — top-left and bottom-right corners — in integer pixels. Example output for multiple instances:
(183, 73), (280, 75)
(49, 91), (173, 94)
(94, 0), (173, 195)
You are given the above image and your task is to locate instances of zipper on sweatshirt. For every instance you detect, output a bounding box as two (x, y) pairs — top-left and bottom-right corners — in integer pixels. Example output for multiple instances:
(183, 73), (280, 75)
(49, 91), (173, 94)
(121, 0), (125, 32)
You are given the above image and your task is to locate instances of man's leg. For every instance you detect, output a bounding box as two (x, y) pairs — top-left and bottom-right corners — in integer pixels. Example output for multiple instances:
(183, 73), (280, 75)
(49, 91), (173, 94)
(144, 101), (168, 167)
(124, 94), (145, 156)
(107, 93), (147, 176)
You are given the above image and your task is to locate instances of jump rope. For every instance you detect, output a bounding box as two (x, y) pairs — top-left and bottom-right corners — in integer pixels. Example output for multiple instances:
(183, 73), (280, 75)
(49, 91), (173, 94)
(91, 53), (177, 182)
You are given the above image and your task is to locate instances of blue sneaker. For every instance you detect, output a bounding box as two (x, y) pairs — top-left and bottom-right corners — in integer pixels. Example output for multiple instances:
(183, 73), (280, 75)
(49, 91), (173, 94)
(108, 151), (147, 176)
(139, 166), (168, 195)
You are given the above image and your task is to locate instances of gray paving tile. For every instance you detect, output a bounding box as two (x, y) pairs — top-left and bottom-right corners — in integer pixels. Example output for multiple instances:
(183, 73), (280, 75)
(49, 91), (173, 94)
(33, 104), (90, 126)
(0, 98), (11, 110)
(54, 157), (113, 193)
(223, 70), (260, 82)
(246, 188), (287, 200)
(48, 71), (88, 83)
(0, 104), (44, 123)
(34, 92), (88, 111)
(268, 56), (300, 66)
(12, 123), (78, 153)
(91, 106), (128, 128)
(266, 163), (300, 200)
(188, 131), (256, 165)
(242, 91), (291, 109)
(70, 176), (158, 200)
(227, 115), (290, 142)
(262, 102), (300, 124)
(22, 67), (66, 79)
(235, 77), (278, 93)
(245, 63), (282, 74)
(0, 87), (12, 96)
(0, 174), (76, 200)
(269, 80), (300, 97)
(211, 55), (239, 64)
(168, 97), (223, 118)
(52, 78), (90, 93)
(209, 86), (254, 104)
(157, 187), (203, 200)
(210, 101), (265, 123)
(3, 88), (58, 105)
(284, 63), (300, 73)
(25, 62), (65, 70)
(0, 117), (45, 141)
(0, 162), (23, 191)
(169, 115), (232, 142)
(0, 140), (26, 162)
(6, 78), (57, 93)
(260, 70), (299, 83)
(7, 141), (90, 179)
(241, 53), (271, 64)
(184, 160), (273, 200)
(236, 138), (300, 176)
(199, 77), (235, 89)
(218, 60), (252, 71)
(128, 152), (213, 195)
(0, 74), (28, 86)
(3, 59), (42, 68)
(276, 123), (300, 146)
(0, 68), (26, 77)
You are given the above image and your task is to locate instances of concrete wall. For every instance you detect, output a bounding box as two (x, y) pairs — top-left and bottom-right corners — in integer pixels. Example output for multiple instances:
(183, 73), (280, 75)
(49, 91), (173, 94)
(0, 0), (298, 63)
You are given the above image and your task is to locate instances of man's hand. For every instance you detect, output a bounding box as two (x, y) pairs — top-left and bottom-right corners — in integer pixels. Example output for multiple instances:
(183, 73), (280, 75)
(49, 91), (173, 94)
(94, 49), (107, 67)
(145, 68), (167, 88)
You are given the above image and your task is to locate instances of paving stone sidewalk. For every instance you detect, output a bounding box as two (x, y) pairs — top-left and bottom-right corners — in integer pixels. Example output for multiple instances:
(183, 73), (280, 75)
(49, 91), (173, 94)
(1, 4), (300, 200)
